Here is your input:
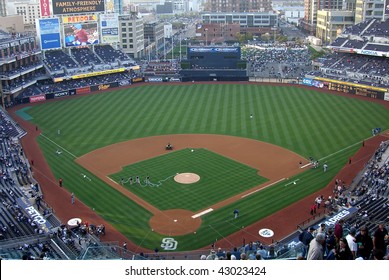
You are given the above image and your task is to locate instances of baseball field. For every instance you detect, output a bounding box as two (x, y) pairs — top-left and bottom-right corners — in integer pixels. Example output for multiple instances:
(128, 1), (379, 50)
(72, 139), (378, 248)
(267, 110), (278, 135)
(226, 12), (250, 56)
(18, 83), (389, 251)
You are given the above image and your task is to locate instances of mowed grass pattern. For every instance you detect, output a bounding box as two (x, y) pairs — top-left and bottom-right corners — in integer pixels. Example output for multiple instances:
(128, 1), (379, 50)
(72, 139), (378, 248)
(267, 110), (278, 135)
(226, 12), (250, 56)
(24, 84), (389, 251)
(109, 148), (268, 211)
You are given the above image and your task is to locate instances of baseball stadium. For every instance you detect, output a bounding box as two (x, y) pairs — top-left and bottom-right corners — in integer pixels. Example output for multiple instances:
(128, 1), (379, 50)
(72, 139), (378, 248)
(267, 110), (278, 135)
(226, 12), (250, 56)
(1, 4), (389, 262)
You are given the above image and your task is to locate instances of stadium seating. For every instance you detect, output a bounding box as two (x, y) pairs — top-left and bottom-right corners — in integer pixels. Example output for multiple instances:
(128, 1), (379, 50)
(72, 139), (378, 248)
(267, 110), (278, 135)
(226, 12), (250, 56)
(43, 50), (79, 72)
(71, 47), (103, 66)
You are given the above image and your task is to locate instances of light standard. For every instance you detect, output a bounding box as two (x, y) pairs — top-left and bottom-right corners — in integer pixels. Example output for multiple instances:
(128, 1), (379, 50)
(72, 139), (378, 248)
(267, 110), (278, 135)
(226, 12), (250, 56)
(205, 28), (208, 46)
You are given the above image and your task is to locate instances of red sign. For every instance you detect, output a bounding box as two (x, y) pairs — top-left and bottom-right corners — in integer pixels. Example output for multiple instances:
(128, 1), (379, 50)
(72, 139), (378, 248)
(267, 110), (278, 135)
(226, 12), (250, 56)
(40, 0), (51, 17)
(30, 95), (46, 103)
(76, 87), (91, 94)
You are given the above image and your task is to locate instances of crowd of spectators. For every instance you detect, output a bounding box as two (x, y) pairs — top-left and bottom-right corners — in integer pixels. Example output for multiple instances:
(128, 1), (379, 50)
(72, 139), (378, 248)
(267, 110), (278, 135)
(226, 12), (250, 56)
(94, 45), (135, 66)
(143, 60), (179, 75)
(43, 50), (78, 72)
(1, 68), (47, 94)
(362, 19), (389, 38)
(309, 52), (389, 87)
(243, 43), (312, 79)
(35, 72), (132, 94)
(71, 47), (103, 66)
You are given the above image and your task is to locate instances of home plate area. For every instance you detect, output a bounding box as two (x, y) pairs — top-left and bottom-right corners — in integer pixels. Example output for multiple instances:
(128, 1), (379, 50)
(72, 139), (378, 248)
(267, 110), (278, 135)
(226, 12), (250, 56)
(174, 173), (200, 184)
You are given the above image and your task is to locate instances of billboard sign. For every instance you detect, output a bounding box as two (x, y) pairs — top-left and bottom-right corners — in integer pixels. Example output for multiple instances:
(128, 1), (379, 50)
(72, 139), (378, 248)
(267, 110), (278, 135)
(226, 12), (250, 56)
(52, 0), (105, 15)
(37, 18), (62, 50)
(105, 0), (115, 13)
(188, 47), (240, 53)
(64, 22), (99, 47)
(100, 13), (119, 43)
(62, 14), (98, 24)
(302, 78), (313, 86)
(40, 0), (51, 17)
(29, 94), (46, 103)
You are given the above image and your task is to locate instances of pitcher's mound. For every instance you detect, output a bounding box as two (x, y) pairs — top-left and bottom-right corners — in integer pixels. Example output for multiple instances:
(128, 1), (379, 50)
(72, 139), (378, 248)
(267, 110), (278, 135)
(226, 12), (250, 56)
(174, 173), (200, 184)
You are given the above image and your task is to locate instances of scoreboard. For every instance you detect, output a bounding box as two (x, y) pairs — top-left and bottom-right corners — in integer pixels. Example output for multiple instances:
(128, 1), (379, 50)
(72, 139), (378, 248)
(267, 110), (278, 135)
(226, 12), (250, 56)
(316, 77), (387, 100)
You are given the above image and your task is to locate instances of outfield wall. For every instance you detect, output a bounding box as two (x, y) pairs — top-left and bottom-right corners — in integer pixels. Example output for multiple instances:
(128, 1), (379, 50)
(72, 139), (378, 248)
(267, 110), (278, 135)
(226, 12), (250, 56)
(15, 76), (388, 106)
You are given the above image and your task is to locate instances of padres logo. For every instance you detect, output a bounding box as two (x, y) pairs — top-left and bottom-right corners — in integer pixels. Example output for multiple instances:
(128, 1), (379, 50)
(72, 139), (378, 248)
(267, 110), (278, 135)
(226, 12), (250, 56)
(258, 228), (274, 238)
(161, 237), (178, 250)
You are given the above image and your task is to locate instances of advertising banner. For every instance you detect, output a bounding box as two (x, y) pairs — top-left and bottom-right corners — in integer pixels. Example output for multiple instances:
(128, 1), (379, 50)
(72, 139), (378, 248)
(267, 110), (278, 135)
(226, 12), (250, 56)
(37, 18), (61, 50)
(40, 0), (51, 17)
(100, 13), (119, 43)
(188, 47), (240, 53)
(356, 49), (385, 57)
(64, 22), (99, 47)
(384, 92), (389, 101)
(76, 87), (91, 94)
(312, 80), (324, 88)
(29, 94), (46, 103)
(72, 68), (125, 79)
(302, 77), (313, 86)
(91, 82), (118, 91)
(54, 91), (69, 98)
(146, 77), (164, 82)
(52, 0), (105, 15)
(119, 80), (131, 86)
(62, 14), (98, 24)
(131, 77), (144, 83)
(16, 197), (53, 234)
(105, 0), (115, 13)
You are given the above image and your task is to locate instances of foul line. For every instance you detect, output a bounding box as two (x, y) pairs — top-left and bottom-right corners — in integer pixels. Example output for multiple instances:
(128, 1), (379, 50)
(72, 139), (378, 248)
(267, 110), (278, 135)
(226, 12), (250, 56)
(241, 178), (285, 198)
(284, 179), (300, 186)
(40, 134), (78, 159)
(319, 140), (366, 162)
(192, 208), (214, 219)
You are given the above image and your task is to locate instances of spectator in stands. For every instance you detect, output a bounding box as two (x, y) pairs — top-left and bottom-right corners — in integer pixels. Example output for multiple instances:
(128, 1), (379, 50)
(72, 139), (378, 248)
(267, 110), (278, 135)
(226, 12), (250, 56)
(355, 226), (373, 260)
(307, 233), (325, 260)
(231, 247), (241, 260)
(372, 249), (385, 260)
(345, 227), (358, 259)
(256, 244), (268, 259)
(216, 247), (226, 259)
(240, 252), (248, 260)
(333, 238), (353, 260)
(317, 223), (326, 234)
(373, 223), (388, 254)
(325, 227), (337, 259)
(206, 249), (218, 260)
(334, 219), (345, 242)
(300, 226), (315, 258)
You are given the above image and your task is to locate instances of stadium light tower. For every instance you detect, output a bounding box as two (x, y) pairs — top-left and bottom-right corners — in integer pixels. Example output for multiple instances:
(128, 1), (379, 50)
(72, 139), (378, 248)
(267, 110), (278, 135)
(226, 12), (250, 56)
(179, 34), (182, 61)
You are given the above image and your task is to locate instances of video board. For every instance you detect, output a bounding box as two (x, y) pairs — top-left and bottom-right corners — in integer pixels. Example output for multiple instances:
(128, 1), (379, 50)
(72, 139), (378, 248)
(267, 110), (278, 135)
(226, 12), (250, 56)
(52, 0), (105, 15)
(100, 13), (119, 43)
(64, 22), (99, 47)
(37, 18), (62, 50)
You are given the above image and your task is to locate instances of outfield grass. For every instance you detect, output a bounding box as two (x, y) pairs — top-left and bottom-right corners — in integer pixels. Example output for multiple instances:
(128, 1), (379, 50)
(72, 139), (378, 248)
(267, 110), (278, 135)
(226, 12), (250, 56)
(23, 83), (389, 251)
(109, 148), (268, 211)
